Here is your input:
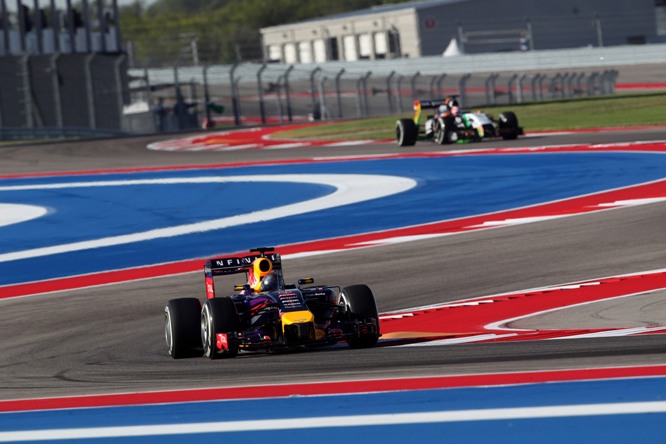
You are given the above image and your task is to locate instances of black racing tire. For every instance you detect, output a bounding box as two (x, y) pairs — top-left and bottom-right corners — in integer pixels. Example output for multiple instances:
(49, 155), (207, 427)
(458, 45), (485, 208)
(499, 111), (520, 140)
(341, 284), (380, 349)
(433, 117), (452, 145)
(396, 119), (418, 147)
(202, 297), (240, 359)
(164, 298), (203, 359)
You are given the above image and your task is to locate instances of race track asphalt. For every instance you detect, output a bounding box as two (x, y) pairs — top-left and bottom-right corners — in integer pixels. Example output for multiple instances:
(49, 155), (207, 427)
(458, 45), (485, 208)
(1, 128), (666, 401)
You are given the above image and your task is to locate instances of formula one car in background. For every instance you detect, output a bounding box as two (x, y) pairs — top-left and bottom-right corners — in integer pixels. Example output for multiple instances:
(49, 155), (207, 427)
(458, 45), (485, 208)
(396, 96), (523, 146)
(164, 247), (381, 359)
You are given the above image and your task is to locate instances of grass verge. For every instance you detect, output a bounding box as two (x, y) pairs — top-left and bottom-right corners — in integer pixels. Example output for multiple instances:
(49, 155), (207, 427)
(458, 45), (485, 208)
(274, 92), (666, 141)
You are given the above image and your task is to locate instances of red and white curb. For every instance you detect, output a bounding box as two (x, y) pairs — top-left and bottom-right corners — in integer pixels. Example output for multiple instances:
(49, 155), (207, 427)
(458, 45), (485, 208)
(379, 268), (666, 345)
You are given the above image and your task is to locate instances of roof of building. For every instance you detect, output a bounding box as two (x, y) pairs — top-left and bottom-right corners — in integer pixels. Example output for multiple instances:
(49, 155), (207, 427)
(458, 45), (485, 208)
(267, 0), (469, 28)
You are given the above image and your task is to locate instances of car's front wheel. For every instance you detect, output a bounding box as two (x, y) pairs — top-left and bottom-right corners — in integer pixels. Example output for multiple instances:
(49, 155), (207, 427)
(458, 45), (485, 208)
(201, 297), (240, 359)
(341, 285), (380, 348)
(499, 111), (520, 140)
(165, 298), (203, 359)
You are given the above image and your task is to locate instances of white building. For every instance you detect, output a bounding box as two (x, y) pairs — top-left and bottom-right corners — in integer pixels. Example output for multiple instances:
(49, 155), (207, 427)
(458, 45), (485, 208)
(261, 0), (661, 64)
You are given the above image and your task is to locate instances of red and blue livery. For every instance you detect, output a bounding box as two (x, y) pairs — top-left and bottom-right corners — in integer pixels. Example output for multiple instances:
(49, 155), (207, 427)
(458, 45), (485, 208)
(164, 247), (380, 359)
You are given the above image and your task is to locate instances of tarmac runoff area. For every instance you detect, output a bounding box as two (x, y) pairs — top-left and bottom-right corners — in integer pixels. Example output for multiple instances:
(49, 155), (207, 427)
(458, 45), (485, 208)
(508, 288), (666, 330)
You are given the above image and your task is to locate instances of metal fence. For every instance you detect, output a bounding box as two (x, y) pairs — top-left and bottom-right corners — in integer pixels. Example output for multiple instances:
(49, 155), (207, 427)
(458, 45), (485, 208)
(125, 43), (666, 133)
(1, 43), (663, 139)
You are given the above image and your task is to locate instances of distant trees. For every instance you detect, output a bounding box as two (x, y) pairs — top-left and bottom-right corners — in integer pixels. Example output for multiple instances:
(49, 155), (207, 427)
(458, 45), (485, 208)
(119, 0), (409, 66)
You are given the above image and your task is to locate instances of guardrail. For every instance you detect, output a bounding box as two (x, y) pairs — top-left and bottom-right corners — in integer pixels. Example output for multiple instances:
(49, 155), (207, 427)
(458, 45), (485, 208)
(0, 127), (126, 142)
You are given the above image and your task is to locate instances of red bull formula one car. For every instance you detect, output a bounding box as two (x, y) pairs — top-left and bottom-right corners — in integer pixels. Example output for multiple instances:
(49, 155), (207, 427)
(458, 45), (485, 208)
(164, 247), (381, 359)
(396, 96), (523, 146)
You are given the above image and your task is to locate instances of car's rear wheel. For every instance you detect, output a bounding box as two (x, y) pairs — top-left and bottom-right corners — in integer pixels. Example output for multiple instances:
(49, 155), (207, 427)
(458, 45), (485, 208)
(434, 117), (452, 144)
(499, 111), (520, 140)
(341, 285), (380, 348)
(396, 119), (418, 146)
(165, 298), (203, 359)
(202, 297), (240, 359)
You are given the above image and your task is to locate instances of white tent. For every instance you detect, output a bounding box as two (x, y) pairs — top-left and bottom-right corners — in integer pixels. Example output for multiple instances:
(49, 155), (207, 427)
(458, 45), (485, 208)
(443, 37), (463, 57)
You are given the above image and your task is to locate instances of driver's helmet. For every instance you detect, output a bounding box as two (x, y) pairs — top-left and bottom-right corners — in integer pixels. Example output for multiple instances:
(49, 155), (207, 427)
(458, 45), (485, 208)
(450, 106), (461, 116)
(260, 270), (281, 292)
(438, 104), (448, 114)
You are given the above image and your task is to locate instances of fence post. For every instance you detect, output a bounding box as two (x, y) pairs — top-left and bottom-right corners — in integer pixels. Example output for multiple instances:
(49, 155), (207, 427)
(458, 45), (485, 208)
(386, 70), (395, 114)
(318, 76), (328, 120)
(575, 72), (585, 95)
(113, 54), (126, 130)
(484, 73), (497, 105)
(19, 55), (32, 127)
(230, 63), (240, 125)
(587, 72), (599, 96)
(256, 63), (267, 124)
(335, 68), (345, 118)
(537, 74), (546, 100)
(173, 58), (181, 102)
(396, 75), (404, 114)
(284, 65), (294, 122)
(84, 53), (96, 129)
(50, 53), (63, 129)
(355, 76), (363, 117)
(508, 74), (518, 104)
(531, 74), (540, 101)
(410, 71), (421, 100)
(517, 74), (527, 103)
(309, 67), (321, 118)
(276, 74), (285, 122)
(202, 64), (212, 127)
(362, 71), (371, 116)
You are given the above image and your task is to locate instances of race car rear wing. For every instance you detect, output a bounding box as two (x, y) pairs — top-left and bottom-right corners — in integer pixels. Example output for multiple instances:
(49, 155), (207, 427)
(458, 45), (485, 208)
(204, 248), (282, 299)
(205, 252), (282, 277)
(412, 97), (460, 124)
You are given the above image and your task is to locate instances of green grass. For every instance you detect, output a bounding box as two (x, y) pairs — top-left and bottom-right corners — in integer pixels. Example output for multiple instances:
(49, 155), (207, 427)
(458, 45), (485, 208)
(275, 92), (666, 140)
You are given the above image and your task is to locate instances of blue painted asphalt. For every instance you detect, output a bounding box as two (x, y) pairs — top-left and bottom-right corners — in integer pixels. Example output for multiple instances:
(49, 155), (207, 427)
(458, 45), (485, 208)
(1, 152), (666, 286)
(1, 377), (665, 442)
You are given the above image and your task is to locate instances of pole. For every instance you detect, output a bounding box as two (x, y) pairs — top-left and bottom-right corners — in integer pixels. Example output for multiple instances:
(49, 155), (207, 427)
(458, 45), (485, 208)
(335, 68), (345, 118)
(113, 55), (126, 130)
(20, 55), (33, 127)
(84, 53), (96, 129)
(309, 67), (321, 118)
(595, 13), (603, 48)
(230, 63), (240, 126)
(284, 65), (294, 122)
(256, 63), (267, 124)
(51, 53), (63, 129)
(203, 64), (212, 127)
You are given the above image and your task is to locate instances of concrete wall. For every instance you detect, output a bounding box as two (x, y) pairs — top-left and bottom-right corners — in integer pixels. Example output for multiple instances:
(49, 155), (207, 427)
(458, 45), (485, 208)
(0, 53), (128, 131)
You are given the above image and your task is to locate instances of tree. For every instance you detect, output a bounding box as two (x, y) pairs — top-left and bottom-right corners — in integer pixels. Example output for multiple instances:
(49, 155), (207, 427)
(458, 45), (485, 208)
(120, 0), (412, 66)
